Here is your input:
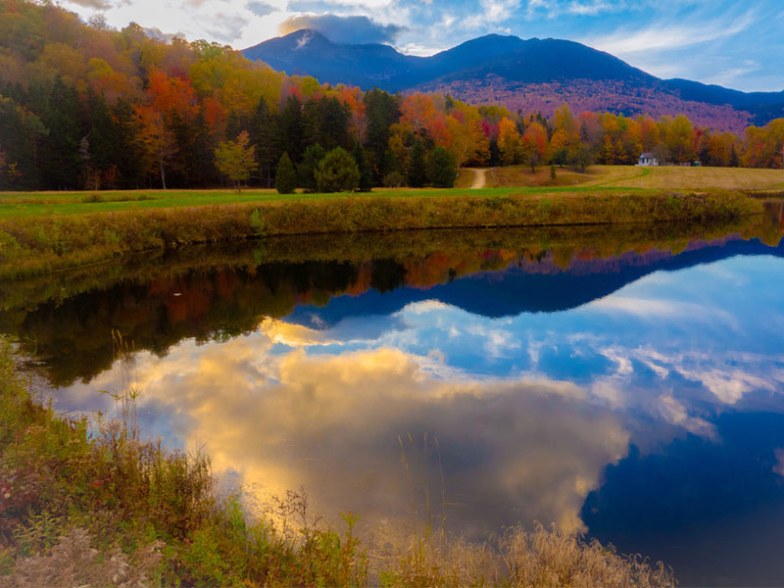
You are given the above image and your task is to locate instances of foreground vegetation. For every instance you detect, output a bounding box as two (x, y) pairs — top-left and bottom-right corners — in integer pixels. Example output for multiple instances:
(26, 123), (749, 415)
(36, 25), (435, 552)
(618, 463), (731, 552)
(0, 340), (675, 586)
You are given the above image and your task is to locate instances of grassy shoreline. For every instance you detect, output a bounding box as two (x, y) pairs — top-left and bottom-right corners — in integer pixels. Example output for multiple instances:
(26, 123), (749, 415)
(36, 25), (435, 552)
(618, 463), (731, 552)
(0, 340), (676, 587)
(0, 189), (765, 278)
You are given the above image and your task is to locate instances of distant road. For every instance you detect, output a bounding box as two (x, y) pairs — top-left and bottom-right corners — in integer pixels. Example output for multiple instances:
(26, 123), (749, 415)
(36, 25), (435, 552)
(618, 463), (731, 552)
(470, 168), (488, 189)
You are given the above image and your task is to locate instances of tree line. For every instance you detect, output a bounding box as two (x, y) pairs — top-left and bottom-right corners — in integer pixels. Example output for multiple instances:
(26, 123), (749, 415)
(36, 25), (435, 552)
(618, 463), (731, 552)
(1, 0), (783, 192)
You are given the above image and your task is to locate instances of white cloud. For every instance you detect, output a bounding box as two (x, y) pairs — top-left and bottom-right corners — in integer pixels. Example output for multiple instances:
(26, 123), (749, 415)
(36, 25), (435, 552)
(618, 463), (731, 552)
(463, 0), (522, 30)
(590, 296), (735, 326)
(657, 393), (717, 439)
(584, 9), (756, 56)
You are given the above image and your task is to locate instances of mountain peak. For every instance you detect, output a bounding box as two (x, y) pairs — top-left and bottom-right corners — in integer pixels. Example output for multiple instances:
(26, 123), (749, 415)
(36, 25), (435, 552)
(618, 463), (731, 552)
(242, 32), (784, 129)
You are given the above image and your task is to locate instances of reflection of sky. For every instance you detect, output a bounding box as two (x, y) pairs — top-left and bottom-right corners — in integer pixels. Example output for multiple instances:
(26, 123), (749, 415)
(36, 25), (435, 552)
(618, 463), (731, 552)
(55, 252), (784, 581)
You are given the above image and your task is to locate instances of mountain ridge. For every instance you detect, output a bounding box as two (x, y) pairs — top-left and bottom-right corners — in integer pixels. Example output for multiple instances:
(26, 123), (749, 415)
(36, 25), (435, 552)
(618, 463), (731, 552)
(243, 31), (784, 132)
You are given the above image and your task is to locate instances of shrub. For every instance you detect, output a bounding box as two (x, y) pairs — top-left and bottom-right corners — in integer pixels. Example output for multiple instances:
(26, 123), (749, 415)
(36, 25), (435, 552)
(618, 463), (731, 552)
(316, 147), (360, 193)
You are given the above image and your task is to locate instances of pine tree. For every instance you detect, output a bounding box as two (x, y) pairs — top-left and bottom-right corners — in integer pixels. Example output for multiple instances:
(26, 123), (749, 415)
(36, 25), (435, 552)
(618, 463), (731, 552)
(275, 152), (297, 194)
(407, 139), (427, 188)
(298, 144), (326, 193)
(353, 142), (373, 192)
(316, 147), (359, 193)
(425, 146), (457, 188)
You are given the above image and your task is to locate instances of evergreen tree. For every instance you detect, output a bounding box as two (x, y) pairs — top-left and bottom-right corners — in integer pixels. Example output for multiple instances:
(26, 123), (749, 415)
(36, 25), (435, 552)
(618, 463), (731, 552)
(353, 142), (373, 192)
(425, 146), (458, 188)
(278, 95), (303, 163)
(364, 89), (400, 183)
(40, 77), (83, 189)
(298, 143), (326, 193)
(488, 139), (501, 167)
(316, 147), (359, 193)
(407, 139), (427, 188)
(0, 95), (46, 190)
(302, 96), (350, 151)
(112, 99), (145, 189)
(275, 152), (296, 194)
(249, 98), (281, 188)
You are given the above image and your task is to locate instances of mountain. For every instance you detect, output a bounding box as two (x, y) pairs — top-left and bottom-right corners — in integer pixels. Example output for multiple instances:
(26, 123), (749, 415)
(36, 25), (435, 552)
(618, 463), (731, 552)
(243, 31), (784, 132)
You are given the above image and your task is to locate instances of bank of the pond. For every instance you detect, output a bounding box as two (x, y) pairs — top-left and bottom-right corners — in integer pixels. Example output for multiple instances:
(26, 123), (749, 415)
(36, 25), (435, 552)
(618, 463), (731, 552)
(0, 190), (763, 278)
(0, 341), (675, 587)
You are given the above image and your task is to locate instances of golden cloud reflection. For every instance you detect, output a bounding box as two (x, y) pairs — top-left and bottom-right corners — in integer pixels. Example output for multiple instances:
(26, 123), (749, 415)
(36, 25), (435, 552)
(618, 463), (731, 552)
(62, 323), (630, 536)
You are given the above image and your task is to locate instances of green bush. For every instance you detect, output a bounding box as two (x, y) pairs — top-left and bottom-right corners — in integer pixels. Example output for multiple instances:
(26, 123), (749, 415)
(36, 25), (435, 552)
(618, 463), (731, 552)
(316, 147), (360, 193)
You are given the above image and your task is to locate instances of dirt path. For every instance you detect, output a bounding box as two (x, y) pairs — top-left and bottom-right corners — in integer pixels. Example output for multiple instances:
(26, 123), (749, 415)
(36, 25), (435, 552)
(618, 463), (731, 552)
(470, 168), (488, 189)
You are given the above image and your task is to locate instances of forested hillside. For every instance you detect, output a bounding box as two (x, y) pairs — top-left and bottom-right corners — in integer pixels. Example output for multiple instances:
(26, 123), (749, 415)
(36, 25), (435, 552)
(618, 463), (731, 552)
(1, 0), (782, 192)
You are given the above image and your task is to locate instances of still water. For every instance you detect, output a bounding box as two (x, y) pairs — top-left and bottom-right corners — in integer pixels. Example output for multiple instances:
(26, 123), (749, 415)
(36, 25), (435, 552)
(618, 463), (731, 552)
(2, 207), (783, 586)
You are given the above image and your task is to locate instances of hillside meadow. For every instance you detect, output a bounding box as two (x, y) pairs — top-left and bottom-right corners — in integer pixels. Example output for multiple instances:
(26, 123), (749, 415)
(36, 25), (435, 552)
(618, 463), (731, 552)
(455, 164), (784, 191)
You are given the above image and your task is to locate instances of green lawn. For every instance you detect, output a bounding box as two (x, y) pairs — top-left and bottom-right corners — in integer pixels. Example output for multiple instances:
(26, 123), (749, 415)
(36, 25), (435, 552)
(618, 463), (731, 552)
(0, 184), (646, 220)
(3, 165), (781, 221)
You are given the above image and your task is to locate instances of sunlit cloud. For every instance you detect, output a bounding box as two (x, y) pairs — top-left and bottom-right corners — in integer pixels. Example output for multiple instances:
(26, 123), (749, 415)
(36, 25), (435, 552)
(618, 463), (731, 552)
(279, 14), (405, 44)
(260, 317), (340, 347)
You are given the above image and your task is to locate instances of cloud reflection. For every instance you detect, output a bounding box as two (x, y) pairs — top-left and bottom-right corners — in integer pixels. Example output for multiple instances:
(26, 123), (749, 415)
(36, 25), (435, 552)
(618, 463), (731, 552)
(60, 330), (629, 535)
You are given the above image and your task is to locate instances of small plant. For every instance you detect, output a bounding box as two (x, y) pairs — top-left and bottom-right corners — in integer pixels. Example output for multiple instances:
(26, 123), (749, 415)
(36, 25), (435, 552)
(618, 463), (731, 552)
(250, 208), (266, 236)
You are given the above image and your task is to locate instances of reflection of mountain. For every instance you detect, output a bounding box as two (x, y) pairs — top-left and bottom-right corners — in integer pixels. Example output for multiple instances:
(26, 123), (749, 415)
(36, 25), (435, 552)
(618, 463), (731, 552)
(2, 230), (782, 386)
(287, 238), (784, 329)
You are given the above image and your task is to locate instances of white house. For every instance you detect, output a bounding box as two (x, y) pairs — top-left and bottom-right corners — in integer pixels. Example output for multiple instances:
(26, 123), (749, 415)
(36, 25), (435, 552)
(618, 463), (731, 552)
(638, 152), (658, 166)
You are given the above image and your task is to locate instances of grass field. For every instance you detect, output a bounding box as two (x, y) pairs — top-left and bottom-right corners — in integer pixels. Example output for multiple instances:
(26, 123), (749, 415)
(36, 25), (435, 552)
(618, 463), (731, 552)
(1, 166), (781, 221)
(456, 164), (784, 191)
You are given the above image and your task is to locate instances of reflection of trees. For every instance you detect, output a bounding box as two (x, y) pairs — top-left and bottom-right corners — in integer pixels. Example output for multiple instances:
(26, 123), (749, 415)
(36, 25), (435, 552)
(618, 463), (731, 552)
(2, 215), (781, 387)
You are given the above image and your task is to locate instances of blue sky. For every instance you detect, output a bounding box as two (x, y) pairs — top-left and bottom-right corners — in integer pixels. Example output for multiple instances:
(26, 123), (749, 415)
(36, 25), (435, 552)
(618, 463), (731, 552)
(65, 0), (783, 92)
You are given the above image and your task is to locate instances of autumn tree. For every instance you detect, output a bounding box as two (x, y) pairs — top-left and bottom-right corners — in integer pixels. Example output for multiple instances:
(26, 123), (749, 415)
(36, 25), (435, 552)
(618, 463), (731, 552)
(522, 121), (548, 173)
(497, 117), (522, 165)
(214, 130), (258, 191)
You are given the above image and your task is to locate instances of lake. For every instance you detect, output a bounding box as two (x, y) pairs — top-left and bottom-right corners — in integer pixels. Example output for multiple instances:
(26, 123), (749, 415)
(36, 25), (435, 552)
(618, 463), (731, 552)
(2, 203), (783, 586)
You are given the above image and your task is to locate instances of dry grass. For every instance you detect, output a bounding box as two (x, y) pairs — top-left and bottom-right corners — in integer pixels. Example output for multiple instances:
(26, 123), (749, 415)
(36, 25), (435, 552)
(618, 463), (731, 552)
(370, 524), (675, 588)
(488, 166), (595, 188)
(471, 164), (784, 191)
(5, 528), (162, 588)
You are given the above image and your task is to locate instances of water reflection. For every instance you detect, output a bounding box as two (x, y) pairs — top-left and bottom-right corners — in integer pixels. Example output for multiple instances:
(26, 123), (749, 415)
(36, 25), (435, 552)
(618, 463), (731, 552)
(3, 212), (784, 585)
(62, 339), (628, 536)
